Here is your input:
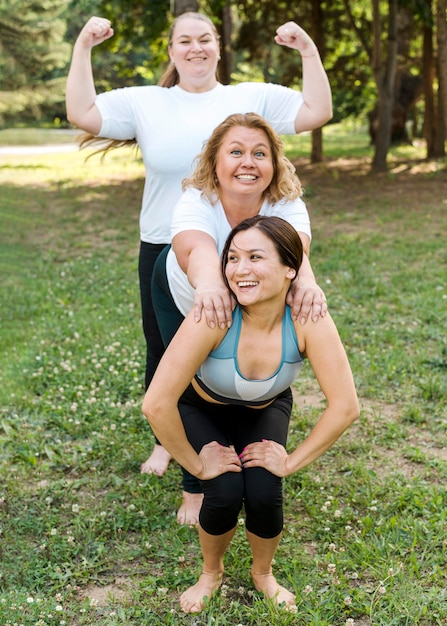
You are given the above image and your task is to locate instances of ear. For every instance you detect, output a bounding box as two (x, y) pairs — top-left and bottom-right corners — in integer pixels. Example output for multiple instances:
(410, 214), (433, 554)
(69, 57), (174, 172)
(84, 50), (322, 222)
(286, 267), (297, 280)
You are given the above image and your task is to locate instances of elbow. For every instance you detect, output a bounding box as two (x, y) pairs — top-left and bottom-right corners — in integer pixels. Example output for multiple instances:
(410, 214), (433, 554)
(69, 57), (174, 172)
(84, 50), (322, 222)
(142, 394), (161, 431)
(324, 102), (333, 125)
(66, 110), (78, 127)
(346, 397), (360, 425)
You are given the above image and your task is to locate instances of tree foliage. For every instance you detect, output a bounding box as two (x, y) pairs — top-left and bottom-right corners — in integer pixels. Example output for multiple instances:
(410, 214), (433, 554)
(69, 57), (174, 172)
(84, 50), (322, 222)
(0, 0), (71, 125)
(0, 0), (445, 166)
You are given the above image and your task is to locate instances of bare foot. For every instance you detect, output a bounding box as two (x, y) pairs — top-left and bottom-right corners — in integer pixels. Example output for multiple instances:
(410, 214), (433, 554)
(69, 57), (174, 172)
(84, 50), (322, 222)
(140, 445), (171, 476)
(177, 491), (204, 526)
(252, 571), (296, 606)
(180, 570), (223, 613)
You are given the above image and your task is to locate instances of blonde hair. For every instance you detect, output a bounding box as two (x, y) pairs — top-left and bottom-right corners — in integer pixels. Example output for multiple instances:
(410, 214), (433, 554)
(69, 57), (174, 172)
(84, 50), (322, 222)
(182, 112), (302, 204)
(78, 12), (220, 157)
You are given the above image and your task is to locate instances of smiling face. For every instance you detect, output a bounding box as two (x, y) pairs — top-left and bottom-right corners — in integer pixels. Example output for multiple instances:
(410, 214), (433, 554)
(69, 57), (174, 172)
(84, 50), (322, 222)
(215, 127), (275, 205)
(224, 227), (296, 307)
(168, 16), (220, 92)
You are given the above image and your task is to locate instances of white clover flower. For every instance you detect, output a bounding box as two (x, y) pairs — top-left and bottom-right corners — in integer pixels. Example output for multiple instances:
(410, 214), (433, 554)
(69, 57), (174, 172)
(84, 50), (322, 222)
(71, 504), (80, 513)
(327, 563), (336, 574)
(344, 596), (352, 605)
(379, 585), (386, 594)
(304, 585), (313, 594)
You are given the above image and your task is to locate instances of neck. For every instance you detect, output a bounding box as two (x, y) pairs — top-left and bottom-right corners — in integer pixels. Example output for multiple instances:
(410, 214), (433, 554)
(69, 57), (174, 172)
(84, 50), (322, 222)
(220, 195), (265, 228)
(177, 76), (218, 93)
(240, 299), (287, 332)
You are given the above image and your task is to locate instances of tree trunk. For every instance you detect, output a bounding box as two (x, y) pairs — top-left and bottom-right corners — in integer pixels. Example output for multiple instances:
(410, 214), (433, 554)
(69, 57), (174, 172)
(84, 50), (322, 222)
(310, 0), (325, 163)
(173, 0), (199, 16)
(435, 0), (446, 154)
(217, 5), (232, 85)
(422, 2), (437, 157)
(371, 0), (398, 173)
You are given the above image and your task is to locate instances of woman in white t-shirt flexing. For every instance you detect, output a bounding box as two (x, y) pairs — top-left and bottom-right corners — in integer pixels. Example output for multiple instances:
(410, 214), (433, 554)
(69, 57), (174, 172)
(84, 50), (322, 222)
(65, 12), (332, 518)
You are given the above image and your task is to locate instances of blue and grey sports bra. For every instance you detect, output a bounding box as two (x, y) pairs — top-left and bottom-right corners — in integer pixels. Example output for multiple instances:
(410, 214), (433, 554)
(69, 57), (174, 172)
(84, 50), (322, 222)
(195, 305), (304, 406)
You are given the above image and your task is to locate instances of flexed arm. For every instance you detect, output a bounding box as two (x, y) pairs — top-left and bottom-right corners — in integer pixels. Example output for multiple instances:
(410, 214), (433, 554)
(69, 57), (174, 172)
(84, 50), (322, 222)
(66, 17), (114, 133)
(240, 313), (359, 476)
(275, 22), (332, 132)
(142, 313), (242, 479)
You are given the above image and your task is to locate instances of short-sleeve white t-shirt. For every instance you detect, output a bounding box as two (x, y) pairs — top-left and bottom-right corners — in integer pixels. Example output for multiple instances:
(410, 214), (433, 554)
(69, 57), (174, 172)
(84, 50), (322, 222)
(95, 82), (304, 243)
(166, 187), (311, 315)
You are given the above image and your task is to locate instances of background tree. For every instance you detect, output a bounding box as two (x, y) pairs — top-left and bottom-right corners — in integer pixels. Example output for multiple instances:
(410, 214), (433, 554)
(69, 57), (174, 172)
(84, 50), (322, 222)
(370, 0), (398, 172)
(1, 0), (444, 167)
(0, 0), (71, 126)
(435, 0), (446, 155)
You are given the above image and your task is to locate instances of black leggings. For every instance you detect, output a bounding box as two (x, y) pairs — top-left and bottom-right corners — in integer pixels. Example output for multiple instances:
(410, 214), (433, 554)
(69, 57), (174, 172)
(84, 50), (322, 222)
(180, 385), (293, 539)
(138, 241), (169, 389)
(151, 245), (202, 494)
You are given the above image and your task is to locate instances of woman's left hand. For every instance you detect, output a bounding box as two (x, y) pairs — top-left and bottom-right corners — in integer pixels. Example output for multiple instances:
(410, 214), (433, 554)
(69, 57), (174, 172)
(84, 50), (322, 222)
(275, 22), (318, 57)
(286, 277), (327, 324)
(239, 440), (290, 477)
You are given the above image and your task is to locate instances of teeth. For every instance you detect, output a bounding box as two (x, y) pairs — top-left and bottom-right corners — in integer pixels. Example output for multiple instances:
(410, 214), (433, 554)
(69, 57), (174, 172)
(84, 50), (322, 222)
(237, 175), (256, 180)
(238, 281), (258, 287)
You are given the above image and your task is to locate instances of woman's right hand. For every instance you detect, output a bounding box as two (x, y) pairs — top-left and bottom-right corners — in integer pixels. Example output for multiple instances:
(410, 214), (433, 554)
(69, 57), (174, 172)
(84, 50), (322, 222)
(193, 281), (235, 329)
(76, 16), (114, 49)
(198, 442), (242, 479)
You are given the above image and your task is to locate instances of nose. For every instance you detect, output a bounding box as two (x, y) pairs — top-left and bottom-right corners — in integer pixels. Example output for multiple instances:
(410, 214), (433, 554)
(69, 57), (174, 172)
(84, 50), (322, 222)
(241, 154), (255, 167)
(235, 256), (251, 274)
(191, 39), (203, 51)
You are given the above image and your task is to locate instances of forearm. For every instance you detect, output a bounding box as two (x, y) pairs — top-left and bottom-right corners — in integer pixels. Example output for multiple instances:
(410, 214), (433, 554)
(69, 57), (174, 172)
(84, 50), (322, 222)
(66, 42), (97, 126)
(297, 52), (333, 131)
(286, 405), (358, 475)
(145, 404), (204, 477)
(187, 247), (223, 289)
(296, 252), (315, 283)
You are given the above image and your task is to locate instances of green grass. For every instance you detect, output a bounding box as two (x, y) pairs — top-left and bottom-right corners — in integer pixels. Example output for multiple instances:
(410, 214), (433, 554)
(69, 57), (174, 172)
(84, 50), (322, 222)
(1, 130), (446, 625)
(0, 127), (80, 146)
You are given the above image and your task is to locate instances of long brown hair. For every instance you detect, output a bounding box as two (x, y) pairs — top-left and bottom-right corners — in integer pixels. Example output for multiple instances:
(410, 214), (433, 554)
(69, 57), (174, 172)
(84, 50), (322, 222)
(182, 112), (302, 204)
(78, 12), (220, 158)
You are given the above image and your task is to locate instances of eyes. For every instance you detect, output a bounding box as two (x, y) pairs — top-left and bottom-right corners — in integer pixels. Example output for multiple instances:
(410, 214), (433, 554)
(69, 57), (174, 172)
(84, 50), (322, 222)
(178, 36), (213, 45)
(230, 149), (267, 158)
(227, 253), (262, 263)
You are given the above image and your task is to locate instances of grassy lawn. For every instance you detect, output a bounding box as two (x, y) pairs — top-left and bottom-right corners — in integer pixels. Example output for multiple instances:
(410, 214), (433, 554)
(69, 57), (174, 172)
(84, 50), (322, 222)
(0, 128), (446, 625)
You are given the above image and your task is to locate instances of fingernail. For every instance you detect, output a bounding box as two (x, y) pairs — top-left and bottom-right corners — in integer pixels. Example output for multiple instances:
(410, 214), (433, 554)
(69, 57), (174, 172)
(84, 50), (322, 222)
(300, 317), (306, 325)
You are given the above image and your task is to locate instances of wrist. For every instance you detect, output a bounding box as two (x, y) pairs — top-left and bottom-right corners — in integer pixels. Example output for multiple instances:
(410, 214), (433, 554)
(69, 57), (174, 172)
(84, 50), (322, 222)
(301, 46), (318, 58)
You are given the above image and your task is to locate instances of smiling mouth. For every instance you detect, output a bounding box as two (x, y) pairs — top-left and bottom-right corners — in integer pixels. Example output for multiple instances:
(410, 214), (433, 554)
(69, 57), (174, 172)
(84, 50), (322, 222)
(238, 281), (258, 287)
(236, 175), (257, 181)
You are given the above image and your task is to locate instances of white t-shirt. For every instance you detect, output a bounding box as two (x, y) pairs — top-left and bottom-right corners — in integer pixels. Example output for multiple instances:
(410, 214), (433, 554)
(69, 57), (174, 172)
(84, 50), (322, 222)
(166, 187), (311, 316)
(95, 82), (303, 244)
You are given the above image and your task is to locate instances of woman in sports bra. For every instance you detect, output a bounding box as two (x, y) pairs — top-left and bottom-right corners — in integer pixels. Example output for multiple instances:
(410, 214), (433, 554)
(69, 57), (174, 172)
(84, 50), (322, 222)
(143, 215), (359, 614)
